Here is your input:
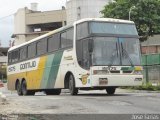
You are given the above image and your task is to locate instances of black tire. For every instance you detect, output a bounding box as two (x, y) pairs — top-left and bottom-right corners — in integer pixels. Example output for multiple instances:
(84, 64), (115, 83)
(16, 81), (23, 96)
(106, 87), (116, 95)
(27, 91), (36, 96)
(69, 74), (78, 95)
(45, 89), (61, 95)
(21, 80), (35, 96)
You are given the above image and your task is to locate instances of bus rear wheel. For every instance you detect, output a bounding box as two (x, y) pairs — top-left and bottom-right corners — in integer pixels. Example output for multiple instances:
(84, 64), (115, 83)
(106, 87), (116, 95)
(16, 81), (23, 96)
(21, 80), (35, 96)
(45, 89), (61, 95)
(69, 74), (78, 95)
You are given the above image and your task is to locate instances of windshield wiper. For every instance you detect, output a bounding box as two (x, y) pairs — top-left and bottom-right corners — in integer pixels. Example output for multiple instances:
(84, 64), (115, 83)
(121, 43), (134, 67)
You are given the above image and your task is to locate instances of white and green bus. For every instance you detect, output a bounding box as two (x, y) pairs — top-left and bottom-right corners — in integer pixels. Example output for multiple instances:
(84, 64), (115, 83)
(7, 18), (143, 96)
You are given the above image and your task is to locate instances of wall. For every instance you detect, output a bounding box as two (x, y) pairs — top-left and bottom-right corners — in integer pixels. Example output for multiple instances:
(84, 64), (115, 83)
(26, 10), (66, 25)
(66, 0), (111, 25)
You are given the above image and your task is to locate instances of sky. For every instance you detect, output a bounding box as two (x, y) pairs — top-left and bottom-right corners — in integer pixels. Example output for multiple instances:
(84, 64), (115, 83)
(0, 0), (67, 47)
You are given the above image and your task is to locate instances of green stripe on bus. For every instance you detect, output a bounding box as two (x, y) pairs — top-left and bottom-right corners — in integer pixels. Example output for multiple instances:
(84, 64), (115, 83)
(41, 54), (55, 89)
(47, 51), (63, 88)
(41, 51), (63, 89)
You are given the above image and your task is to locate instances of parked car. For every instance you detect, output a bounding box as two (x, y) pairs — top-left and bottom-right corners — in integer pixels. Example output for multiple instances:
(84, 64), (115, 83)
(0, 80), (4, 87)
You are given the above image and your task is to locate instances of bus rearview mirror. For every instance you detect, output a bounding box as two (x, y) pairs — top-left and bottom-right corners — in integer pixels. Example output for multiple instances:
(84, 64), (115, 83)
(88, 39), (93, 53)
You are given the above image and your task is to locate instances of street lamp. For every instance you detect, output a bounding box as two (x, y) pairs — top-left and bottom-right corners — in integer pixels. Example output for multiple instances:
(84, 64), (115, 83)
(129, 6), (136, 21)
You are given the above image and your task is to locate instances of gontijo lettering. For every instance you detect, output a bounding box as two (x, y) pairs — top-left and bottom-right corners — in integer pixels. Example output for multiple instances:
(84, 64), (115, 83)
(20, 61), (36, 70)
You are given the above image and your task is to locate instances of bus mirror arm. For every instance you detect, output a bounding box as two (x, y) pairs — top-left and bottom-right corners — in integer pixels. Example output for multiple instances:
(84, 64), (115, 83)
(88, 39), (93, 53)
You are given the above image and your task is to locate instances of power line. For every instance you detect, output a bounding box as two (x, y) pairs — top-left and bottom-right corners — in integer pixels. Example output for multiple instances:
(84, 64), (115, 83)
(0, 14), (14, 20)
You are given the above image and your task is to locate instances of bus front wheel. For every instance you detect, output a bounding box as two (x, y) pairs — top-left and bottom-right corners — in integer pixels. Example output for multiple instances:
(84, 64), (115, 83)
(106, 87), (116, 95)
(69, 74), (78, 95)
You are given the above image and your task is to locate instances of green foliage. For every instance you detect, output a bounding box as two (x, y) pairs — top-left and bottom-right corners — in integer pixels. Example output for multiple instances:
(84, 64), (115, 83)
(101, 0), (160, 41)
(121, 82), (160, 91)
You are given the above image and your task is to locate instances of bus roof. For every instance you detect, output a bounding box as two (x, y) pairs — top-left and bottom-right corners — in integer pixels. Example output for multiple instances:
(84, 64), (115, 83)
(8, 24), (73, 52)
(74, 18), (134, 25)
(9, 18), (134, 52)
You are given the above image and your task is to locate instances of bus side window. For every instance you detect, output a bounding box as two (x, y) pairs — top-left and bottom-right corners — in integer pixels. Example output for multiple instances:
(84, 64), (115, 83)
(61, 31), (67, 48)
(76, 22), (88, 40)
(28, 43), (36, 58)
(66, 28), (73, 47)
(48, 34), (60, 52)
(14, 50), (19, 62)
(20, 47), (27, 60)
(10, 50), (19, 63)
(60, 28), (73, 49)
(37, 39), (47, 56)
(76, 40), (83, 66)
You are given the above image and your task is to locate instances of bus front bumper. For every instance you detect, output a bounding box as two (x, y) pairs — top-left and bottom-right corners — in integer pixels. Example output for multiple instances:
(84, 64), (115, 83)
(91, 75), (143, 87)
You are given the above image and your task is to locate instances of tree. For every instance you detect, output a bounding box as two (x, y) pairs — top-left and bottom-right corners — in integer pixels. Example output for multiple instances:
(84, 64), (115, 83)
(101, 0), (160, 41)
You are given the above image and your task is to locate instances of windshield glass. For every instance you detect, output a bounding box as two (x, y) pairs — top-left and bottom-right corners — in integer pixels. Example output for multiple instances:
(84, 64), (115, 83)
(120, 38), (141, 66)
(90, 22), (138, 36)
(92, 37), (141, 66)
(92, 37), (120, 66)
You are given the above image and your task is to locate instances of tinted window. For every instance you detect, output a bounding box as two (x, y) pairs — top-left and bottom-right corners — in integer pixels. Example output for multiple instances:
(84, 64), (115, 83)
(76, 40), (83, 66)
(11, 50), (19, 63)
(61, 32), (67, 48)
(90, 22), (138, 36)
(8, 53), (12, 63)
(14, 50), (19, 62)
(61, 28), (73, 48)
(67, 28), (73, 46)
(28, 43), (36, 58)
(20, 47), (27, 60)
(37, 39), (47, 55)
(48, 34), (60, 52)
(76, 22), (88, 40)
(76, 39), (90, 69)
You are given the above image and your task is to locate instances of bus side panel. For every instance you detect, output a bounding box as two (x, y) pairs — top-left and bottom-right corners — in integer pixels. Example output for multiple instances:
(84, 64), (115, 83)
(26, 56), (47, 90)
(40, 51), (63, 89)
(7, 72), (26, 90)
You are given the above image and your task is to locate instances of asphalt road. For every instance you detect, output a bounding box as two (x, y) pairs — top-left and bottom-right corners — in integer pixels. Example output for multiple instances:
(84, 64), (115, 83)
(1, 84), (160, 115)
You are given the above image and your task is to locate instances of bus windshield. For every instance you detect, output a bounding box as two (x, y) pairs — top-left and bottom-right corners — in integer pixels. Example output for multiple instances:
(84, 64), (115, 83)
(76, 21), (141, 69)
(89, 22), (138, 36)
(92, 37), (141, 66)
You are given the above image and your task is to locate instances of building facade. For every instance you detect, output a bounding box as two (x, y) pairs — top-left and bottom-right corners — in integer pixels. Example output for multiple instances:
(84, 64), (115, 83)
(0, 47), (9, 79)
(66, 0), (112, 25)
(141, 35), (160, 54)
(12, 6), (66, 45)
(13, 0), (113, 45)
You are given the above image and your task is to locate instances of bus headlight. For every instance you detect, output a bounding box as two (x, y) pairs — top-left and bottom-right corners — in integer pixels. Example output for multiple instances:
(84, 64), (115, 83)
(93, 70), (109, 75)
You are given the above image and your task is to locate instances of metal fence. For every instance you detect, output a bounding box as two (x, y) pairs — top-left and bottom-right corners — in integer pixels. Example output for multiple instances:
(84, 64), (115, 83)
(143, 65), (160, 85)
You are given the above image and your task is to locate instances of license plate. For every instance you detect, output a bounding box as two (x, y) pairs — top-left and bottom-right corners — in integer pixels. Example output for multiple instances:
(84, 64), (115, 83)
(99, 78), (108, 85)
